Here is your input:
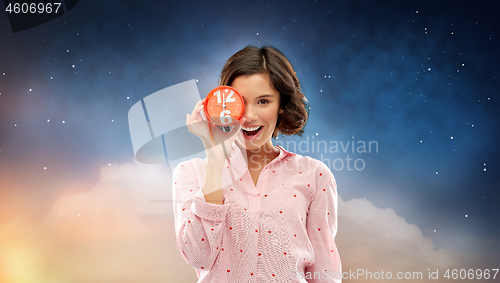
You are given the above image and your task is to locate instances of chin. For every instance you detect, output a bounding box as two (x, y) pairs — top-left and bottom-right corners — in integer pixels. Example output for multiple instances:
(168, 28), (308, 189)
(236, 126), (275, 151)
(238, 140), (262, 151)
(235, 136), (262, 151)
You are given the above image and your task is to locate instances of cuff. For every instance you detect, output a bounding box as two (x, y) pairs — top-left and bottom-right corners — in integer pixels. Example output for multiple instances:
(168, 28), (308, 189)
(191, 188), (229, 221)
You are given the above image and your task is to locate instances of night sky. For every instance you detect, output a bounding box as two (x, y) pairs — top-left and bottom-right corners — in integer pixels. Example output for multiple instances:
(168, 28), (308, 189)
(1, 0), (499, 282)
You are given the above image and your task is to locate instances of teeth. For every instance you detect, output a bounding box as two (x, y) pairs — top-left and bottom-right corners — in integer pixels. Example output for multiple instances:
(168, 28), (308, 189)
(242, 126), (261, 131)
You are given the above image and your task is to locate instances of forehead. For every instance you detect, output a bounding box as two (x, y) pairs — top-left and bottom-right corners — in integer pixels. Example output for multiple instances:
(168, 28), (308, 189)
(231, 73), (280, 99)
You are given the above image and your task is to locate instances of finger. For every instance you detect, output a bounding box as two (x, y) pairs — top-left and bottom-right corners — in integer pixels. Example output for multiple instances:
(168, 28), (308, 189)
(195, 98), (206, 110)
(195, 98), (205, 106)
(186, 114), (193, 131)
(191, 104), (206, 120)
(187, 113), (205, 130)
(191, 102), (202, 113)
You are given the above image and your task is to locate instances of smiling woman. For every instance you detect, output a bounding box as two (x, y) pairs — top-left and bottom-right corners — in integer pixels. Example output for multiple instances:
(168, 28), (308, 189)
(232, 73), (281, 151)
(173, 45), (341, 282)
(219, 45), (309, 139)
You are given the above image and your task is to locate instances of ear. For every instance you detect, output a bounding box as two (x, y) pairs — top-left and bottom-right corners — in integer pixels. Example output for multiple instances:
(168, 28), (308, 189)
(278, 109), (284, 114)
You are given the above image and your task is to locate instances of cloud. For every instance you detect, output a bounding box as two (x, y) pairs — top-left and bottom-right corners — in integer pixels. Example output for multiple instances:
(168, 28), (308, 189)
(0, 160), (489, 283)
(42, 160), (175, 242)
(336, 197), (477, 282)
(0, 160), (198, 283)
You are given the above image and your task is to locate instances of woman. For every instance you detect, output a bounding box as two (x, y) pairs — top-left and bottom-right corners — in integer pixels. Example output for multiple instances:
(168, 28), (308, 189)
(173, 46), (341, 282)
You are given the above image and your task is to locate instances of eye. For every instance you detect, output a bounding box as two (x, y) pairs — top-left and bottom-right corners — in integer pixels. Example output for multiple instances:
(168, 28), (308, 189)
(258, 99), (269, 104)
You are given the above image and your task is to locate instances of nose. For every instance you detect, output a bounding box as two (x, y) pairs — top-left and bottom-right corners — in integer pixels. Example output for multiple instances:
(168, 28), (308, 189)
(242, 103), (257, 122)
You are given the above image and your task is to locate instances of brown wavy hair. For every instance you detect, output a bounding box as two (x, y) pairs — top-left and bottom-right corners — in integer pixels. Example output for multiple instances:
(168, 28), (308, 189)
(219, 45), (309, 138)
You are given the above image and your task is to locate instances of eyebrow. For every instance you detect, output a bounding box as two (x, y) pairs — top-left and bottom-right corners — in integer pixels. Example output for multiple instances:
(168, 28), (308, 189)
(256, 94), (276, 99)
(242, 94), (277, 103)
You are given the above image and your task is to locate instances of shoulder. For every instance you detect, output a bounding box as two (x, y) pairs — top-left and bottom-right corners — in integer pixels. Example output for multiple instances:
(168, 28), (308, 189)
(300, 154), (334, 187)
(278, 146), (335, 189)
(172, 157), (206, 179)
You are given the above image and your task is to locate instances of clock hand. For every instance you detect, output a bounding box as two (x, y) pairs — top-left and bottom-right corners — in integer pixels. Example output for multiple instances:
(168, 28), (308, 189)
(222, 91), (226, 109)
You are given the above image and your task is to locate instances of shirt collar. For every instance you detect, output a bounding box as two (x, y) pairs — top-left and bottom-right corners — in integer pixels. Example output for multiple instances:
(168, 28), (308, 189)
(228, 143), (295, 166)
(224, 143), (295, 183)
(274, 144), (295, 160)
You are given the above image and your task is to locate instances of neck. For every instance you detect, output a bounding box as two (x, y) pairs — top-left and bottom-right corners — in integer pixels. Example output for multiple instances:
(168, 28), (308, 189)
(236, 140), (280, 169)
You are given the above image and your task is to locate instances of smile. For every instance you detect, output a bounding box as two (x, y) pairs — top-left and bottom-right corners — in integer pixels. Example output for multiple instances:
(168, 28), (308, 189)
(241, 125), (261, 131)
(242, 126), (263, 137)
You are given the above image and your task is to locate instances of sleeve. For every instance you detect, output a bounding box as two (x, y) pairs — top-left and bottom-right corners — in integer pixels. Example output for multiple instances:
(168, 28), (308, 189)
(305, 170), (342, 282)
(172, 160), (229, 271)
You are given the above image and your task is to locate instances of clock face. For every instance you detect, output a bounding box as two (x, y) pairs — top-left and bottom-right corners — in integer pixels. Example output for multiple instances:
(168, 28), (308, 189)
(204, 86), (244, 125)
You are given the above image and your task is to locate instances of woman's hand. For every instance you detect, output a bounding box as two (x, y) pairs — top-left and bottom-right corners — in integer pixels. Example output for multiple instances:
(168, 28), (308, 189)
(186, 98), (244, 162)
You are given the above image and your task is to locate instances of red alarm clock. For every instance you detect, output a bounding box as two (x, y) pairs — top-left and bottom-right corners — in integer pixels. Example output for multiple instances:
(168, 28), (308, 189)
(203, 86), (244, 132)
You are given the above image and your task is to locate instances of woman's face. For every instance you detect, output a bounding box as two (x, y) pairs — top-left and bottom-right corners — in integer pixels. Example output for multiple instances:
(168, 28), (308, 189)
(232, 73), (280, 152)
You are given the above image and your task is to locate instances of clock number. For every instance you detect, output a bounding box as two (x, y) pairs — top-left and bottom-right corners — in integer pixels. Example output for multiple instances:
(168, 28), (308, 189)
(215, 89), (236, 104)
(214, 90), (222, 104)
(220, 110), (232, 124)
(225, 89), (235, 102)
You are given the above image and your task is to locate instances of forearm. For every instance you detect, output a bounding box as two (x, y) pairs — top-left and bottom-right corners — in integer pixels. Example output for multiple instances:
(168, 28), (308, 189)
(202, 158), (225, 204)
(173, 159), (230, 271)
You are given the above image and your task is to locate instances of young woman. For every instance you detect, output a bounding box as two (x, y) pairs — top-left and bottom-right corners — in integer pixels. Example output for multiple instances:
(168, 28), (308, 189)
(173, 46), (341, 282)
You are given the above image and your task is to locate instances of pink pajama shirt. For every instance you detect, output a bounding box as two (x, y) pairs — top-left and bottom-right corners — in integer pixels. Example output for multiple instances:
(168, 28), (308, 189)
(173, 143), (341, 282)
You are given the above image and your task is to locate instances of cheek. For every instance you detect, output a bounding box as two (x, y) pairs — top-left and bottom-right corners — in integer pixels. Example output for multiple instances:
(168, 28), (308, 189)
(263, 108), (279, 125)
